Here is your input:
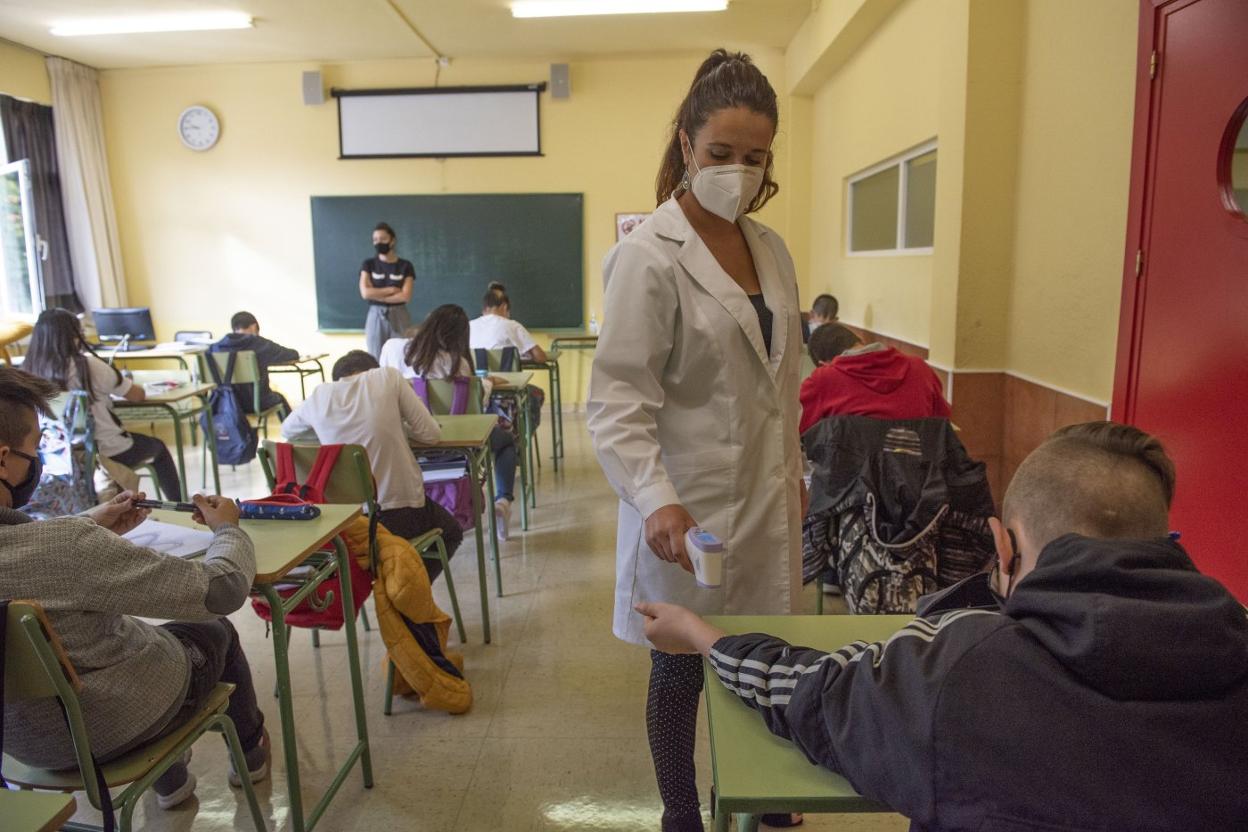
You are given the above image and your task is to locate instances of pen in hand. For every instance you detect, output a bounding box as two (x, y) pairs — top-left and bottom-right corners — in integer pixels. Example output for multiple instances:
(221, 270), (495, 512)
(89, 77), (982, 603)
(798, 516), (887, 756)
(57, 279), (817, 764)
(132, 499), (197, 512)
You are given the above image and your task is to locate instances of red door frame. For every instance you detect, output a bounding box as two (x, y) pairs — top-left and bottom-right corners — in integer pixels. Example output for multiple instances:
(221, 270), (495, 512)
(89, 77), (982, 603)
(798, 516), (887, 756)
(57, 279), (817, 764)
(1112, 0), (1168, 422)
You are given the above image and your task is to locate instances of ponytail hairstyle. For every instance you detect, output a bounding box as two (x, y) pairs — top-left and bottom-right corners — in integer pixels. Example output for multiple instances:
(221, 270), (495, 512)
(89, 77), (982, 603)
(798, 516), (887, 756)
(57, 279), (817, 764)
(25, 308), (113, 399)
(655, 49), (780, 214)
(405, 304), (473, 377)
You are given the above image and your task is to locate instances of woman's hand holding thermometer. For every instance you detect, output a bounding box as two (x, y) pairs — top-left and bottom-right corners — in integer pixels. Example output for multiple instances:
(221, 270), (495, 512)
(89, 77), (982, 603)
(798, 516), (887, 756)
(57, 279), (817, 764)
(644, 504), (698, 573)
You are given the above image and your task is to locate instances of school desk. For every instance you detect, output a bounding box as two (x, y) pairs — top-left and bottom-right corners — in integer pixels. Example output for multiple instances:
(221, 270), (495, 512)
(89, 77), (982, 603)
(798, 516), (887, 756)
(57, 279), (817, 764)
(703, 614), (910, 832)
(0, 789), (77, 832)
(521, 348), (563, 472)
(268, 353), (329, 400)
(110, 343), (209, 377)
(490, 370), (536, 529)
(412, 413), (502, 642)
(152, 504), (373, 832)
(114, 372), (221, 496)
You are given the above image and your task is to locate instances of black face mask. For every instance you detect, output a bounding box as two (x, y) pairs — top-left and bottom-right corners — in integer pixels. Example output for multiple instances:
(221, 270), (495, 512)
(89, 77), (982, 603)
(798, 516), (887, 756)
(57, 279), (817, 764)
(2, 449), (41, 509)
(374, 241), (391, 254)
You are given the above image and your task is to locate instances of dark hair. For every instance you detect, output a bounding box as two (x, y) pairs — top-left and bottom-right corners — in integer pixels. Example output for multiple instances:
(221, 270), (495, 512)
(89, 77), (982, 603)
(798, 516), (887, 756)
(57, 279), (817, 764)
(405, 304), (472, 377)
(808, 323), (862, 364)
(332, 350), (379, 381)
(483, 289), (509, 311)
(655, 49), (780, 213)
(25, 308), (114, 399)
(231, 311), (258, 332)
(811, 294), (839, 320)
(374, 222), (396, 240)
(0, 367), (57, 446)
(1004, 421), (1175, 551)
(487, 281), (506, 292)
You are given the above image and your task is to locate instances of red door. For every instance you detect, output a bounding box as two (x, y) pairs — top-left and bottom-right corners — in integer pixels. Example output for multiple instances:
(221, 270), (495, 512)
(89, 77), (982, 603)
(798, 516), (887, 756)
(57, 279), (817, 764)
(1114, 0), (1248, 599)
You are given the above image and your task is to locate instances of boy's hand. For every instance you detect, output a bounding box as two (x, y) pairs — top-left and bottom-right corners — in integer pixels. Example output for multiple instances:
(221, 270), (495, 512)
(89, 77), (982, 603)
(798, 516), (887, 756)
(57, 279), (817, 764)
(634, 602), (725, 655)
(191, 494), (240, 531)
(87, 490), (150, 535)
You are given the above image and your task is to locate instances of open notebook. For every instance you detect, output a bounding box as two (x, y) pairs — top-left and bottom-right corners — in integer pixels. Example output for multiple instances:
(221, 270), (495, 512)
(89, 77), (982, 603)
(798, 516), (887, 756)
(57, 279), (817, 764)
(123, 518), (213, 558)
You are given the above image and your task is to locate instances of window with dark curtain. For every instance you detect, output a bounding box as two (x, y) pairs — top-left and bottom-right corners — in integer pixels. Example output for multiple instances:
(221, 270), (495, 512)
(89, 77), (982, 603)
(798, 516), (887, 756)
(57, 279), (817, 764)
(0, 94), (80, 311)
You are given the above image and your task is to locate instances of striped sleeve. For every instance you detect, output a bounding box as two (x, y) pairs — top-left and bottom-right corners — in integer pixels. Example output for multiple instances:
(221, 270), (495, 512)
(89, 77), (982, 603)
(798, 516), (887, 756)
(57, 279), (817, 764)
(709, 610), (1003, 822)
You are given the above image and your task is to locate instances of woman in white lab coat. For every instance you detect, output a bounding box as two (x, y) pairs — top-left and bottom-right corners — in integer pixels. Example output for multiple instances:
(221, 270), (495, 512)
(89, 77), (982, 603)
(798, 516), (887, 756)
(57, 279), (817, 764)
(587, 50), (804, 832)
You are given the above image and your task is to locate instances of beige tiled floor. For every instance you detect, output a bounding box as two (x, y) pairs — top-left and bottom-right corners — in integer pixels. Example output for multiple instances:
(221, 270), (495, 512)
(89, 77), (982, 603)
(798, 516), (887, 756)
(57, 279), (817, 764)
(61, 413), (909, 831)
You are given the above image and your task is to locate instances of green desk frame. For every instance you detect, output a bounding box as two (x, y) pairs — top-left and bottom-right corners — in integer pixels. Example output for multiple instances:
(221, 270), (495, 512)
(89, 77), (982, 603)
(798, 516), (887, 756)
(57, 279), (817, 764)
(152, 505), (374, 832)
(115, 379), (221, 496)
(522, 350), (562, 472)
(268, 354), (328, 400)
(703, 614), (909, 831)
(491, 371), (535, 532)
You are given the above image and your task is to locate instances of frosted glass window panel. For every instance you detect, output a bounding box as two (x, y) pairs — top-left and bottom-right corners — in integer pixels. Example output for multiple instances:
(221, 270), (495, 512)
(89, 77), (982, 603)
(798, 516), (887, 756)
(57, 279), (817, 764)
(850, 165), (900, 252)
(338, 88), (541, 158)
(904, 150), (937, 248)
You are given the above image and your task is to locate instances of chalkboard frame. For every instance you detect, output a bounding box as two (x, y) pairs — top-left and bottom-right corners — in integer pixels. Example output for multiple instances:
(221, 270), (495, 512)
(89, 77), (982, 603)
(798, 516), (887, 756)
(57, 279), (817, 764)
(311, 192), (585, 333)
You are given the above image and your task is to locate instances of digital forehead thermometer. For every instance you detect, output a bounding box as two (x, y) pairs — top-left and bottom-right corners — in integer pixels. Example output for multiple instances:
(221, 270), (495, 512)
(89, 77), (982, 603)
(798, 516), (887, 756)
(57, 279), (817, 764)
(685, 527), (724, 588)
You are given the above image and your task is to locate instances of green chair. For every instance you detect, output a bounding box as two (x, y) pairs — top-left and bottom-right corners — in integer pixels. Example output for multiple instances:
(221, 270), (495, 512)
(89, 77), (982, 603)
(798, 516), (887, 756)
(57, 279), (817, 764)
(0, 601), (265, 832)
(257, 442), (467, 648)
(421, 377), (485, 415)
(199, 351), (286, 439)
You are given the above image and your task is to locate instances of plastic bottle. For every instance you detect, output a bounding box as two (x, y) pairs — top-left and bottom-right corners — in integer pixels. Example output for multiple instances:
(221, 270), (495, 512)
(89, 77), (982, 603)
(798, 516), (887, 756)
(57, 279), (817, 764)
(589, 313), (599, 335)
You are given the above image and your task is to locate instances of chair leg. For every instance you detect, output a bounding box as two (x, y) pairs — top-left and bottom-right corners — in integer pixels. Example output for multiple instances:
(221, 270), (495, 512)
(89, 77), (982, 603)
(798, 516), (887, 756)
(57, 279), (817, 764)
(383, 659), (396, 716)
(312, 627), (321, 648)
(360, 603), (372, 632)
(216, 714), (268, 832)
(419, 536), (466, 644)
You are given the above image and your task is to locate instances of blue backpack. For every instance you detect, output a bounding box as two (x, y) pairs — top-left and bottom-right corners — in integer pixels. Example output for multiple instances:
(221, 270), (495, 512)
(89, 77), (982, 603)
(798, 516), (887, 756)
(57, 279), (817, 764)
(200, 351), (257, 465)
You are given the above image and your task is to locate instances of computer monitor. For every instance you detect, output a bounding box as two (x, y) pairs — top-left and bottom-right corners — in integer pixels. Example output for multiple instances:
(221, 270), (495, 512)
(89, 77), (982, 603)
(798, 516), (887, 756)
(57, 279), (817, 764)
(93, 307), (156, 347)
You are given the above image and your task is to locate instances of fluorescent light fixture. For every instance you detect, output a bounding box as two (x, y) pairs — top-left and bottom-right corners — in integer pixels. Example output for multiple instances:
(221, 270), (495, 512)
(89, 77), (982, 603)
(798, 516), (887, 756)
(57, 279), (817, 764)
(50, 11), (253, 37)
(512, 1), (728, 18)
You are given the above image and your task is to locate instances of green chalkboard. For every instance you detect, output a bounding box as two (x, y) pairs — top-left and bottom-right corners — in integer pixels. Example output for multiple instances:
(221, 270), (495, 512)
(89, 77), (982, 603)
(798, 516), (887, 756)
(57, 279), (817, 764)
(311, 193), (583, 331)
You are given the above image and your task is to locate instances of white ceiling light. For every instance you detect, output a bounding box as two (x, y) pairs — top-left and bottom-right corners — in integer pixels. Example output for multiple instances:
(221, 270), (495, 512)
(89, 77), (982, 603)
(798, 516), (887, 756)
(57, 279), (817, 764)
(50, 11), (254, 37)
(511, 1), (729, 19)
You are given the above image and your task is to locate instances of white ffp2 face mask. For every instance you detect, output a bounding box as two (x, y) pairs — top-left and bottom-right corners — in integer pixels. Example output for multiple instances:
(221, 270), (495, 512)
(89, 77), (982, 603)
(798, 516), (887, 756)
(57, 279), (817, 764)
(685, 143), (765, 222)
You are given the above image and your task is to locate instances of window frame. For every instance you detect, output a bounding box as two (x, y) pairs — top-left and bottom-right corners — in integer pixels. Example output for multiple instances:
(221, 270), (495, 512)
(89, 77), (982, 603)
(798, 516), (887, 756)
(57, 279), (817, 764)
(846, 139), (938, 257)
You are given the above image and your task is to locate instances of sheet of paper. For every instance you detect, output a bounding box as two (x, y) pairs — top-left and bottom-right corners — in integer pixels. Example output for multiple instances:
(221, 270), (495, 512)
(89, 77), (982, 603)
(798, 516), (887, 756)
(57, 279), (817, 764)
(123, 518), (213, 558)
(423, 466), (468, 483)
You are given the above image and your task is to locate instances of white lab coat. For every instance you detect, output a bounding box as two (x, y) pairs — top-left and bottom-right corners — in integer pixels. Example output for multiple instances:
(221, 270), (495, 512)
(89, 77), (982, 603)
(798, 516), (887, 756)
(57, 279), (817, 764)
(588, 197), (804, 646)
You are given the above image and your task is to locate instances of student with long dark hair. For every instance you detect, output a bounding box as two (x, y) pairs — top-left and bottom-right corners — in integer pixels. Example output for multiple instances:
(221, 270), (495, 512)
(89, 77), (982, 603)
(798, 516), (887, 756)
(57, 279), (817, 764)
(359, 222), (415, 358)
(25, 309), (183, 500)
(587, 50), (805, 831)
(401, 304), (520, 541)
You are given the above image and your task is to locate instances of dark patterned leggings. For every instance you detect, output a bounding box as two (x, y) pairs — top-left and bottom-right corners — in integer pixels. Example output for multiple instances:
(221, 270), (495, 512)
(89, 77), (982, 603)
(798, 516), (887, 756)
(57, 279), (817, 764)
(648, 650), (705, 832)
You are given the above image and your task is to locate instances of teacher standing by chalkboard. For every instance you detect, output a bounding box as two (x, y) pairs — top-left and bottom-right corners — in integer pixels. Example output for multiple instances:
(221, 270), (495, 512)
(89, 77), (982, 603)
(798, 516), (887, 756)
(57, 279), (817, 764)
(359, 221), (415, 357)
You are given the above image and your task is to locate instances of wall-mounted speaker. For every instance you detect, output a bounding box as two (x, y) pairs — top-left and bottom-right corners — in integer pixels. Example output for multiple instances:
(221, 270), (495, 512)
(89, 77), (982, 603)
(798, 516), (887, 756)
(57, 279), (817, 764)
(302, 70), (325, 106)
(551, 63), (570, 99)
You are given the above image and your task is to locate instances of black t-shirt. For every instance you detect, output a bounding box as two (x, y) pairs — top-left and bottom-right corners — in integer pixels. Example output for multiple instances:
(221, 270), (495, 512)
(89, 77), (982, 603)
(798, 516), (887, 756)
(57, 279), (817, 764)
(749, 293), (773, 356)
(361, 257), (415, 306)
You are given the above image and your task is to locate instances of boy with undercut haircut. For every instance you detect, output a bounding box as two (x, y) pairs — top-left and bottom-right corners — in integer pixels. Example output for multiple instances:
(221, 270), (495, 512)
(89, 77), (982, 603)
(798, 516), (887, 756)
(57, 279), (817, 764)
(639, 422), (1248, 831)
(0, 366), (270, 810)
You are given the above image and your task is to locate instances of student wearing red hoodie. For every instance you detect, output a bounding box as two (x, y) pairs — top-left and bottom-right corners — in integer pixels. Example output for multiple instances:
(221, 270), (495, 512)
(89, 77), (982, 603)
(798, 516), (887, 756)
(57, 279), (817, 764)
(799, 323), (949, 434)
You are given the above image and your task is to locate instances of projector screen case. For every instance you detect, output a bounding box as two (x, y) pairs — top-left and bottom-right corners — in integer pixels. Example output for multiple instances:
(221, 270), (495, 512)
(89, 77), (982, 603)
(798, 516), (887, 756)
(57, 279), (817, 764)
(332, 84), (547, 158)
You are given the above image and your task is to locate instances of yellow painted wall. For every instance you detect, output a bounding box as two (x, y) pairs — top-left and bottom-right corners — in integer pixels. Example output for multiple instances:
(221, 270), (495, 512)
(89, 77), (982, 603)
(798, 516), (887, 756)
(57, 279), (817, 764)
(1006, 0), (1137, 401)
(807, 0), (945, 347)
(0, 39), (50, 104)
(98, 51), (792, 406)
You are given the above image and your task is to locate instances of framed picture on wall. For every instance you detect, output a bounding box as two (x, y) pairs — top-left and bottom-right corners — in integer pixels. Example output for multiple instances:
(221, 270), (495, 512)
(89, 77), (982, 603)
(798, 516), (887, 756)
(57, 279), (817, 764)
(615, 212), (651, 241)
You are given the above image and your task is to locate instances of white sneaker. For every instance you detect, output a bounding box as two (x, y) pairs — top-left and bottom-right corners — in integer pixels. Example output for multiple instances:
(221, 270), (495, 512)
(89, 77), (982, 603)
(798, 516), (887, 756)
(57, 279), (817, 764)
(494, 498), (512, 542)
(154, 750), (196, 810)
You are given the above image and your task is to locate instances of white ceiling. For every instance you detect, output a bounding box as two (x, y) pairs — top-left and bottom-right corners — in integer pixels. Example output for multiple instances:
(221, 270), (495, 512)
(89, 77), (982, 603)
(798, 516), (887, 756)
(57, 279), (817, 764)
(0, 0), (811, 69)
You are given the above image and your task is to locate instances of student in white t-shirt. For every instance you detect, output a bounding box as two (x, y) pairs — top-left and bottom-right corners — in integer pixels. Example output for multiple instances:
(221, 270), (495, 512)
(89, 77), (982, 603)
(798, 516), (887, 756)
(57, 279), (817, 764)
(24, 309), (183, 500)
(468, 287), (548, 364)
(405, 304), (520, 541)
(280, 351), (464, 578)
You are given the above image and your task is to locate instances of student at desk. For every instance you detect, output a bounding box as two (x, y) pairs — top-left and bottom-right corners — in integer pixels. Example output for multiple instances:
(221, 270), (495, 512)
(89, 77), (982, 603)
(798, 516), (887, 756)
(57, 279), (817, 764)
(638, 422), (1248, 831)
(210, 311), (299, 417)
(281, 351), (464, 579)
(0, 367), (269, 810)
(399, 304), (520, 541)
(469, 286), (546, 427)
(25, 309), (182, 500)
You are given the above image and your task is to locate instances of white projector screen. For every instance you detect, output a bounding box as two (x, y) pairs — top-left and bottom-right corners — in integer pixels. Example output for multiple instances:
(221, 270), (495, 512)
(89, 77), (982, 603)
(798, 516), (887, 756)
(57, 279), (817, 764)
(334, 84), (545, 158)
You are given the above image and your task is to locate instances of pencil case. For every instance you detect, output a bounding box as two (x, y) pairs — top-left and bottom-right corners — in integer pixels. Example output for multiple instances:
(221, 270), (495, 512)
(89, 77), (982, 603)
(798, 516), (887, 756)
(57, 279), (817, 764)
(238, 497), (322, 521)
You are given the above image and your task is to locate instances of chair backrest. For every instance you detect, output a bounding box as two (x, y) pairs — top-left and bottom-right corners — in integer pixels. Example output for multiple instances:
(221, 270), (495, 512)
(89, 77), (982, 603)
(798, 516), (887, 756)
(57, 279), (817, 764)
(199, 351), (262, 410)
(174, 330), (213, 344)
(422, 377), (484, 415)
(799, 346), (817, 381)
(2, 601), (105, 807)
(258, 440), (376, 508)
(473, 347), (519, 372)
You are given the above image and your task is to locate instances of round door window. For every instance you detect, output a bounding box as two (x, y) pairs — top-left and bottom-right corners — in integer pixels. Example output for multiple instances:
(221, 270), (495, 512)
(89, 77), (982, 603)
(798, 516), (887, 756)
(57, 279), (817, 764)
(1225, 104), (1248, 216)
